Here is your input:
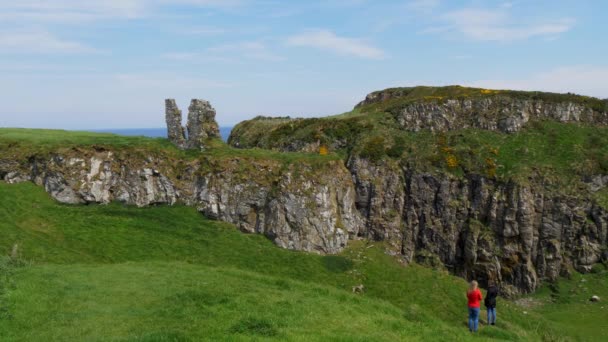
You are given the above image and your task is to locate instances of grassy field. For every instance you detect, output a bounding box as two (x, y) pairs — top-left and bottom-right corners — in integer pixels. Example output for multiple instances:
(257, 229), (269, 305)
(0, 128), (341, 168)
(1, 182), (597, 341)
(526, 270), (608, 341)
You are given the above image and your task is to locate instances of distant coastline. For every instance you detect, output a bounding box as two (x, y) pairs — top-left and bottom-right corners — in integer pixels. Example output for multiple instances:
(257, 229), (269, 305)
(87, 127), (233, 142)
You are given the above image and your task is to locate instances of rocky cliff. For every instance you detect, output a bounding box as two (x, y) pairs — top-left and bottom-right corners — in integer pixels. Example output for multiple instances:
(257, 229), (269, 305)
(2, 86), (607, 295)
(347, 156), (608, 296)
(0, 150), (360, 254)
(356, 86), (608, 133)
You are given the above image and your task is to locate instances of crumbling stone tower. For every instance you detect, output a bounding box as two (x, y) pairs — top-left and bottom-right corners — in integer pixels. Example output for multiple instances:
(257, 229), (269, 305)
(165, 99), (186, 148)
(186, 99), (220, 149)
(164, 98), (220, 150)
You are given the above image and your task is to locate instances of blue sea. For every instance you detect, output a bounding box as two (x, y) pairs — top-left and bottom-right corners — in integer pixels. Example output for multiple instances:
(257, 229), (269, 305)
(89, 127), (233, 142)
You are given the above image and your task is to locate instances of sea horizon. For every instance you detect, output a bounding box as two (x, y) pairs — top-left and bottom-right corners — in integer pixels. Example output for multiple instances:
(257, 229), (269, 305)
(85, 127), (233, 142)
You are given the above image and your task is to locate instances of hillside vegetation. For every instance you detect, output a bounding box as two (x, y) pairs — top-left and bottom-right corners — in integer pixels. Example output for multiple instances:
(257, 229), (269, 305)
(3, 182), (606, 341)
(227, 86), (608, 188)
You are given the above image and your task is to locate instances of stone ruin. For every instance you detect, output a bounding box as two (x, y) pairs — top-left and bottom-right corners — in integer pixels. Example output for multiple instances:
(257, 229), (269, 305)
(165, 98), (220, 150)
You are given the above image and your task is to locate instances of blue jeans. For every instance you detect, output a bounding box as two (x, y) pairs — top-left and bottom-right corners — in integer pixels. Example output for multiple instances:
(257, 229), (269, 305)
(487, 307), (496, 324)
(468, 307), (480, 332)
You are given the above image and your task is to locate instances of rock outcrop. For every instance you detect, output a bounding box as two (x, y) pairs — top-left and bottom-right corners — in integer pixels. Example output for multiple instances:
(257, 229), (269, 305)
(186, 99), (220, 149)
(390, 98), (606, 133)
(344, 155), (608, 295)
(356, 88), (608, 133)
(165, 99), (186, 148)
(1, 152), (359, 255)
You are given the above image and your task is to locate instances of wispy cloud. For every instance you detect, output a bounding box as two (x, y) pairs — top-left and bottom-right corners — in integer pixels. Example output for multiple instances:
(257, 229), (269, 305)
(113, 72), (235, 89)
(286, 29), (385, 60)
(163, 41), (284, 63)
(0, 0), (148, 22)
(208, 41), (285, 61)
(422, 5), (574, 42)
(0, 0), (245, 23)
(466, 66), (608, 99)
(0, 30), (100, 54)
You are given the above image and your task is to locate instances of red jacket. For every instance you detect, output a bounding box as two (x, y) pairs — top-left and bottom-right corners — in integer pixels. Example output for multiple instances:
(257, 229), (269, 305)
(467, 289), (482, 308)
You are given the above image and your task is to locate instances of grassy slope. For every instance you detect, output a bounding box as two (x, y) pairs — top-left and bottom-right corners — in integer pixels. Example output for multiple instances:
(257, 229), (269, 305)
(0, 182), (565, 341)
(528, 271), (608, 341)
(225, 86), (608, 190)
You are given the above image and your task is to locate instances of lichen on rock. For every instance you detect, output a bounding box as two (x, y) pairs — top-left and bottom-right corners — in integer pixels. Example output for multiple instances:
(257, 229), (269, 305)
(165, 99), (186, 148)
(186, 99), (220, 150)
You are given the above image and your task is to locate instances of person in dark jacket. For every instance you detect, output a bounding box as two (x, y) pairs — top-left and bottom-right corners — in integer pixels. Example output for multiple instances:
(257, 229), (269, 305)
(485, 283), (498, 325)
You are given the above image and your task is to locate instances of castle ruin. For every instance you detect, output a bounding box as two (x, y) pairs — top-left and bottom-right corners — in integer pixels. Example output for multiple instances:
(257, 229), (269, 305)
(165, 99), (220, 150)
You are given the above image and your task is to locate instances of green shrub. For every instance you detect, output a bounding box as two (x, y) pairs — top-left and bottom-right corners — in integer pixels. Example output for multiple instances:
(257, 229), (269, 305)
(387, 136), (407, 158)
(360, 136), (387, 161)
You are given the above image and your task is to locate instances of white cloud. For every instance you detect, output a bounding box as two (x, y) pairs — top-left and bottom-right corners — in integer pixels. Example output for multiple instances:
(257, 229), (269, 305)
(286, 29), (385, 60)
(0, 0), (148, 21)
(0, 0), (245, 22)
(466, 66), (608, 99)
(424, 6), (574, 42)
(207, 41), (284, 61)
(0, 30), (99, 54)
(113, 73), (234, 89)
(163, 41), (285, 63)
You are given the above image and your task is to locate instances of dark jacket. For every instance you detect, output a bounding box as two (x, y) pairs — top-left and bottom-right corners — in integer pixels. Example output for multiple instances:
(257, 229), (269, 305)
(484, 286), (498, 308)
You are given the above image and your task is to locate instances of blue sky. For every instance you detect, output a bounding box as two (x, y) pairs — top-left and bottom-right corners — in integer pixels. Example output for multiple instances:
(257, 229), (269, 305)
(0, 0), (607, 129)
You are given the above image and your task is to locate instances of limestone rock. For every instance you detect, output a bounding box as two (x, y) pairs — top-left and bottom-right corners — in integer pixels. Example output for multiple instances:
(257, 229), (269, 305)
(165, 99), (186, 148)
(355, 89), (608, 134)
(390, 98), (605, 133)
(186, 99), (220, 149)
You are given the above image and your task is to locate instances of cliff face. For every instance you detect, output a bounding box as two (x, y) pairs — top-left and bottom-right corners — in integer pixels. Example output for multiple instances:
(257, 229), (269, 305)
(356, 88), (608, 133)
(2, 149), (606, 295)
(0, 151), (360, 255)
(390, 98), (606, 133)
(347, 156), (607, 295)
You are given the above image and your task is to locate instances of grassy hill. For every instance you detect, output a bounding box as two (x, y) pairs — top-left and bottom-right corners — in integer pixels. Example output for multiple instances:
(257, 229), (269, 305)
(2, 182), (607, 341)
(226, 87), (608, 193)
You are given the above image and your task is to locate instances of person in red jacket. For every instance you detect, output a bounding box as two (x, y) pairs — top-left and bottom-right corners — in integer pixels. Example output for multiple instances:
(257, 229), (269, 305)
(467, 280), (483, 332)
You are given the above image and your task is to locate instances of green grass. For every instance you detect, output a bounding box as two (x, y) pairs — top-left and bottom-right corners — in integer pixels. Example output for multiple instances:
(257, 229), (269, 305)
(0, 128), (341, 175)
(389, 121), (608, 181)
(0, 128), (176, 151)
(0, 181), (575, 341)
(227, 114), (608, 190)
(355, 85), (608, 114)
(527, 270), (608, 341)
